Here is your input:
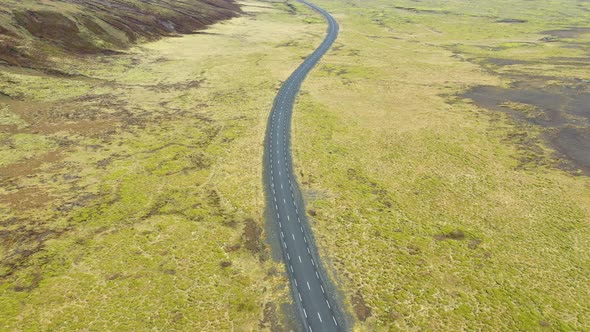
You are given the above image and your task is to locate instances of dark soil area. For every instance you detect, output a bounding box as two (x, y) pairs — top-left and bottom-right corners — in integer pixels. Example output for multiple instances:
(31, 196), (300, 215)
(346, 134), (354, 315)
(352, 291), (372, 321)
(463, 83), (590, 174)
(484, 58), (531, 66)
(496, 18), (528, 23)
(541, 27), (590, 38)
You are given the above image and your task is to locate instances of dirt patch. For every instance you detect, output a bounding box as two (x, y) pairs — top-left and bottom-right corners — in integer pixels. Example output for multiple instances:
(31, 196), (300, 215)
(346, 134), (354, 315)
(259, 302), (281, 331)
(542, 27), (590, 38)
(549, 126), (590, 172)
(392, 6), (450, 15)
(0, 149), (64, 179)
(468, 239), (482, 249)
(485, 58), (531, 66)
(462, 84), (590, 175)
(496, 18), (528, 23)
(145, 79), (205, 93)
(406, 245), (421, 255)
(1, 93), (141, 138)
(223, 243), (241, 252)
(352, 291), (372, 321)
(242, 217), (263, 254)
(434, 229), (466, 241)
(0, 187), (52, 210)
(0, 226), (67, 279)
(347, 168), (397, 210)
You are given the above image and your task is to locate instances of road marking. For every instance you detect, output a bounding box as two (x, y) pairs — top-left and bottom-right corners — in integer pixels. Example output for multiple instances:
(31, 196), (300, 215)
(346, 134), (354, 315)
(316, 271), (320, 279)
(283, 198), (286, 204)
(275, 203), (278, 210)
(267, 7), (340, 327)
(281, 231), (284, 238)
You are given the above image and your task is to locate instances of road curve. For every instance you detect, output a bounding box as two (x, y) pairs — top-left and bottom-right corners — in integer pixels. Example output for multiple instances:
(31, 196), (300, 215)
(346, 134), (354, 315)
(264, 1), (344, 331)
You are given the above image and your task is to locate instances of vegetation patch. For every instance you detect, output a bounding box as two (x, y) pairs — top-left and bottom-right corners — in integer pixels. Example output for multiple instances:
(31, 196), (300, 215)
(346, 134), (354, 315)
(293, 0), (590, 330)
(0, 0), (326, 329)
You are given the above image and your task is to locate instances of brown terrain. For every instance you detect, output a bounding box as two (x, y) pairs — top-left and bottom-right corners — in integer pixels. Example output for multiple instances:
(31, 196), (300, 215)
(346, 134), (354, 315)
(0, 0), (241, 68)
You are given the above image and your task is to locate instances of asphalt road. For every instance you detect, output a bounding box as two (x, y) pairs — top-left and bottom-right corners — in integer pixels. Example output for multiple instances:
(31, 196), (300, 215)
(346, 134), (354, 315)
(264, 1), (343, 331)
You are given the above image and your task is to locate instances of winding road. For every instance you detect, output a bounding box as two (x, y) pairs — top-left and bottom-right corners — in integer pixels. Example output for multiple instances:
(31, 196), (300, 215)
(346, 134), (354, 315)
(264, 1), (344, 331)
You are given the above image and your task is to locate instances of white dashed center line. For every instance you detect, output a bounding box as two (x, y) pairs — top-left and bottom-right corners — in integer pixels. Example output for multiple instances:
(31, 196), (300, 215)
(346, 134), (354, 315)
(266, 3), (341, 330)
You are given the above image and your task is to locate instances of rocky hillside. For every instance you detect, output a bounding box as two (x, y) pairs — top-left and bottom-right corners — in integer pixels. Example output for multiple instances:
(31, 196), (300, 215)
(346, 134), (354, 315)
(0, 0), (241, 67)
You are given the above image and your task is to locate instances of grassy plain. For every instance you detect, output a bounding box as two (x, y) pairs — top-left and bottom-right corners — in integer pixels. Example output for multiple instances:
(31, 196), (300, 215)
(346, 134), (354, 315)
(0, 1), (324, 330)
(292, 0), (590, 330)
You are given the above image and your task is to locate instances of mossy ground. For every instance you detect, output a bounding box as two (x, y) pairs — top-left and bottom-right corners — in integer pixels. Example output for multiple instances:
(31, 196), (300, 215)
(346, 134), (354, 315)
(2, 0), (589, 330)
(292, 0), (590, 330)
(0, 1), (324, 330)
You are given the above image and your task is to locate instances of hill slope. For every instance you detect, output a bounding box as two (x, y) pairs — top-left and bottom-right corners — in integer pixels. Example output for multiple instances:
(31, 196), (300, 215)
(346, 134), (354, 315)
(0, 0), (241, 67)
